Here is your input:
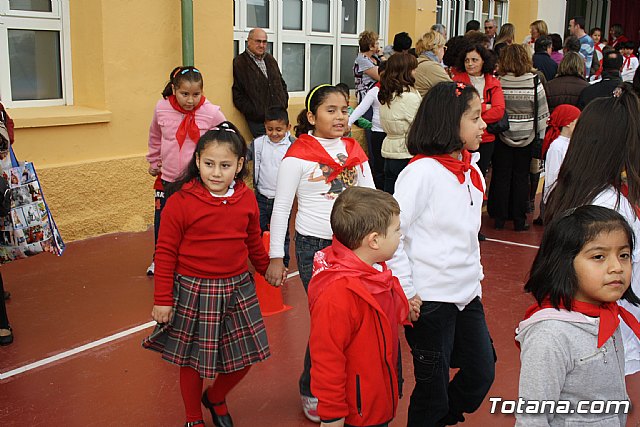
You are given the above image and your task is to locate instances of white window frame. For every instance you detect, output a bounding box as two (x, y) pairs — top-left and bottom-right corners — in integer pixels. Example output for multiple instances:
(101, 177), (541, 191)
(0, 0), (73, 107)
(233, 0), (388, 98)
(437, 0), (509, 37)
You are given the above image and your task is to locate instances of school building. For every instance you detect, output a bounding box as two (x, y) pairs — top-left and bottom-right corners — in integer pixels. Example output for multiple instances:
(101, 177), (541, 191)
(2, 0), (638, 241)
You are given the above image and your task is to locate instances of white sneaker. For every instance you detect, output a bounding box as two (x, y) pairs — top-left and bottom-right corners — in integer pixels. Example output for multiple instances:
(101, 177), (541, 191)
(146, 262), (155, 276)
(301, 395), (320, 423)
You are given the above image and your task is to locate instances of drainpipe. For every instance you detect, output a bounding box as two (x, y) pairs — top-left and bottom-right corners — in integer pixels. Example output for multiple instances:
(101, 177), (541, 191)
(181, 0), (194, 66)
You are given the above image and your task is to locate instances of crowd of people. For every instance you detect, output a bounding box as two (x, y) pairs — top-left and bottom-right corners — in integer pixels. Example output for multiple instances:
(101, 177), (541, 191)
(142, 17), (640, 427)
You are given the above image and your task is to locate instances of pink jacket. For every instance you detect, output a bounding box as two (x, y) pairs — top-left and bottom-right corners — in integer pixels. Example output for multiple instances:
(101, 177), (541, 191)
(146, 98), (226, 182)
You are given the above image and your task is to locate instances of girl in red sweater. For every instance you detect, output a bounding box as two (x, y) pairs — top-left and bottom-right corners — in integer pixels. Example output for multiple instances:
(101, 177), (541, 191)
(143, 121), (286, 427)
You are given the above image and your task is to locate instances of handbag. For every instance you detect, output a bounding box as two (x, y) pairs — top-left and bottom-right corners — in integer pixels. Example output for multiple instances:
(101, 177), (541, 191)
(485, 89), (510, 135)
(0, 143), (65, 264)
(530, 74), (544, 159)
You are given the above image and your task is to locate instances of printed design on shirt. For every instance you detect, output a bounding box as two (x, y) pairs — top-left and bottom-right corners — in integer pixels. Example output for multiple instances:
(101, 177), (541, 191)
(308, 152), (358, 200)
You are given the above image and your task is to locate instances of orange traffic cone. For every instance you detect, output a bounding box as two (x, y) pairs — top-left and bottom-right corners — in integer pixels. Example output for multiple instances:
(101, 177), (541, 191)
(254, 231), (292, 316)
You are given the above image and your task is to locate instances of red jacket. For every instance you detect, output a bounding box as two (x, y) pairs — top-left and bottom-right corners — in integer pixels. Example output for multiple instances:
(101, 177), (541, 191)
(453, 72), (505, 143)
(154, 179), (269, 305)
(308, 240), (409, 426)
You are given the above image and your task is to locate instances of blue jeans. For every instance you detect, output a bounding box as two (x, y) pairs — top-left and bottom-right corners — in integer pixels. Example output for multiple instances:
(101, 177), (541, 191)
(256, 192), (290, 267)
(295, 232), (332, 397)
(404, 297), (496, 427)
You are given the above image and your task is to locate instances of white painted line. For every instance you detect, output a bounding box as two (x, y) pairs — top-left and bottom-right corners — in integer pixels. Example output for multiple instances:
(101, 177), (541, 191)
(485, 238), (540, 250)
(0, 269), (301, 381)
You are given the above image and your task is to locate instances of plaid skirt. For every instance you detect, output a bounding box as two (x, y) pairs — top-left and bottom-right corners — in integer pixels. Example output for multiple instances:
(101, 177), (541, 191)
(142, 271), (270, 378)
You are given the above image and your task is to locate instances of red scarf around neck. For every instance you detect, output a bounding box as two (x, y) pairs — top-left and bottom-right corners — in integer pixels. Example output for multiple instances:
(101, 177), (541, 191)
(623, 54), (637, 70)
(284, 134), (368, 183)
(409, 150), (485, 199)
(168, 94), (207, 149)
(524, 298), (640, 348)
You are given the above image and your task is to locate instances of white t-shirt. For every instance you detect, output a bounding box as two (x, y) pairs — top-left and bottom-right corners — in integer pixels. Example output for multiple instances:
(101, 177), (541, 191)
(543, 135), (570, 203)
(269, 135), (375, 258)
(254, 134), (291, 199)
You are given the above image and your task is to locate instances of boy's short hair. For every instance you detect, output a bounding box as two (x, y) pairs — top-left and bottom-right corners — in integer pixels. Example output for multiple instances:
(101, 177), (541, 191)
(264, 106), (289, 124)
(331, 187), (400, 250)
(621, 41), (635, 51)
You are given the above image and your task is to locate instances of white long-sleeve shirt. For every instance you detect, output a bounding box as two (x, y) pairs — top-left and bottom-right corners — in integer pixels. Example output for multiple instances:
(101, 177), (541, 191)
(621, 56), (639, 82)
(269, 136), (375, 258)
(348, 86), (383, 132)
(387, 155), (485, 309)
(543, 135), (570, 203)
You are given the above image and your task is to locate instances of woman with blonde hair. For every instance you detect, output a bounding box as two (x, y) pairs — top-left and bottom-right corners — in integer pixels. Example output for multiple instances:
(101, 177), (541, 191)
(414, 31), (451, 96)
(494, 23), (515, 57)
(524, 20), (548, 57)
(544, 51), (589, 112)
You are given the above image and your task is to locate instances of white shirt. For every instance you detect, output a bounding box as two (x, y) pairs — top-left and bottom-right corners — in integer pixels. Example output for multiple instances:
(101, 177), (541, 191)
(253, 133), (292, 199)
(470, 75), (486, 102)
(349, 86), (383, 132)
(387, 155), (485, 309)
(621, 56), (639, 83)
(543, 135), (570, 203)
(269, 135), (375, 258)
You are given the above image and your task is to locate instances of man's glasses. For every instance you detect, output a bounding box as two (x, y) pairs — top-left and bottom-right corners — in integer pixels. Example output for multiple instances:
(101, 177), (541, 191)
(485, 27), (494, 30)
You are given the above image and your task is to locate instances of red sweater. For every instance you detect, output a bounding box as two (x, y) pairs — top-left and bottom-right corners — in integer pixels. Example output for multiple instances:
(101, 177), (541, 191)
(154, 179), (270, 306)
(453, 72), (505, 143)
(308, 241), (409, 426)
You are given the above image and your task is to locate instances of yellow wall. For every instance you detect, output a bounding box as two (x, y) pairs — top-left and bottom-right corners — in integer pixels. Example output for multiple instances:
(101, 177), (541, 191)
(508, 0), (540, 43)
(388, 0), (438, 44)
(8, 0), (239, 241)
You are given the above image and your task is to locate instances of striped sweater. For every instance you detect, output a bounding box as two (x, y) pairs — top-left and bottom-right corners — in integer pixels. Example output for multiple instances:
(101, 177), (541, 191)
(498, 73), (550, 147)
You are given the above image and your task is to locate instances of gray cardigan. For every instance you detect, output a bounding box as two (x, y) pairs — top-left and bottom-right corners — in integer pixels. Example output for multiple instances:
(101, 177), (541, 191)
(515, 309), (628, 426)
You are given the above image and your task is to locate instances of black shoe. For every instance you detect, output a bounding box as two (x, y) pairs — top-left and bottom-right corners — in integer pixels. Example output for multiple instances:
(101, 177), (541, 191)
(184, 421), (204, 427)
(494, 219), (505, 230)
(514, 222), (530, 232)
(533, 217), (543, 226)
(3, 291), (9, 300)
(202, 392), (233, 427)
(478, 232), (486, 241)
(0, 327), (13, 346)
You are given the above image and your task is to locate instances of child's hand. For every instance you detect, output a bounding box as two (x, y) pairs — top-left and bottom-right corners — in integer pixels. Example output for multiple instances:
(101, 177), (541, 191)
(152, 305), (173, 324)
(148, 165), (160, 177)
(408, 295), (422, 322)
(265, 258), (286, 287)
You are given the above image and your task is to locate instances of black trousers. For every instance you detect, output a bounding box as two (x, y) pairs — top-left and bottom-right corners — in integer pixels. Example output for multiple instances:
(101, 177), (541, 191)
(0, 273), (9, 329)
(472, 141), (495, 177)
(487, 139), (531, 227)
(384, 158), (410, 194)
(370, 131), (386, 190)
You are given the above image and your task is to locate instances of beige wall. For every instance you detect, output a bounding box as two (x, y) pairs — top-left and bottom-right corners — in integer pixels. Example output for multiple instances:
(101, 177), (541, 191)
(388, 0), (438, 44)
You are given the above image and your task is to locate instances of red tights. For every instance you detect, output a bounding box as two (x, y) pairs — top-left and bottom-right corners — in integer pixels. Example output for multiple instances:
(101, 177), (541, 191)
(180, 366), (252, 422)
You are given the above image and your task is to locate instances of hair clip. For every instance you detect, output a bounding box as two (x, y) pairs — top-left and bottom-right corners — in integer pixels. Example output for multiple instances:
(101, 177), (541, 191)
(454, 82), (466, 97)
(613, 86), (623, 98)
(307, 84), (332, 111)
(212, 124), (236, 134)
(181, 67), (200, 75)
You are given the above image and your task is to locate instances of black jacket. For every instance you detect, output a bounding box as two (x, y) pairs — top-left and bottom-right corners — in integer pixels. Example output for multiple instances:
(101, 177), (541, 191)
(533, 52), (558, 82)
(577, 71), (622, 109)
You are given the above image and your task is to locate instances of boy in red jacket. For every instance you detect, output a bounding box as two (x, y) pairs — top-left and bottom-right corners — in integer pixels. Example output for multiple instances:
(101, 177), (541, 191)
(308, 187), (420, 427)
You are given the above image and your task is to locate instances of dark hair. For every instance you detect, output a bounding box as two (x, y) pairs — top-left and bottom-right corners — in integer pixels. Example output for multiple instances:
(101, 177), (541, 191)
(464, 30), (490, 48)
(603, 50), (624, 71)
(466, 20), (480, 33)
(621, 40), (635, 51)
(633, 68), (640, 98)
(571, 16), (586, 31)
(589, 27), (603, 38)
(456, 44), (496, 75)
(610, 23), (624, 38)
(335, 82), (350, 98)
(161, 66), (203, 99)
(295, 85), (348, 137)
(550, 33), (563, 52)
(167, 121), (248, 196)
(443, 35), (466, 67)
(544, 86), (640, 223)
(393, 32), (412, 52)
(534, 35), (552, 53)
(264, 106), (289, 124)
(526, 205), (639, 309)
(563, 36), (580, 53)
(406, 82), (479, 155)
(378, 53), (418, 105)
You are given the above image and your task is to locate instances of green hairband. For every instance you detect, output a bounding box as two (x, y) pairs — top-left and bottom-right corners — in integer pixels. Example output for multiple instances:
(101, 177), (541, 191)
(307, 84), (332, 111)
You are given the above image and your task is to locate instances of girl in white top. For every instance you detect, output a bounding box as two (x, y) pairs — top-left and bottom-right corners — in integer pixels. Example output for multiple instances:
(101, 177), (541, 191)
(545, 85), (640, 375)
(388, 81), (495, 426)
(264, 84), (374, 421)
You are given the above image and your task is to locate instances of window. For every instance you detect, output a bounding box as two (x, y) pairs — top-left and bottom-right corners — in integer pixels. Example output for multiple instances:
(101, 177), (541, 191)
(436, 0), (508, 37)
(0, 0), (73, 107)
(233, 0), (387, 96)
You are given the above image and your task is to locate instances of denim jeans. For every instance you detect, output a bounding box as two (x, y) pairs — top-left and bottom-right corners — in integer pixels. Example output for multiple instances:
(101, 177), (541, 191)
(255, 192), (290, 267)
(404, 297), (496, 427)
(295, 232), (332, 397)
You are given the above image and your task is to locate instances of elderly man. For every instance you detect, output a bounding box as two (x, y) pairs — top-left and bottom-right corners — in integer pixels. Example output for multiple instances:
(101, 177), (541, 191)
(233, 28), (288, 138)
(484, 19), (497, 49)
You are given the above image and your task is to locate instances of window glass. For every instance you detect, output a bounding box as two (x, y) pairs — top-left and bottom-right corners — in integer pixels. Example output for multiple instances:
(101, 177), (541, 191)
(436, 0), (443, 24)
(341, 0), (357, 34)
(282, 43), (305, 91)
(283, 0), (303, 30)
(9, 0), (52, 12)
(8, 29), (62, 100)
(310, 45), (333, 87)
(493, 1), (503, 28)
(339, 45), (359, 89)
(482, 0), (489, 24)
(465, 0), (475, 26)
(364, 0), (380, 34)
(247, 0), (269, 28)
(312, 0), (330, 32)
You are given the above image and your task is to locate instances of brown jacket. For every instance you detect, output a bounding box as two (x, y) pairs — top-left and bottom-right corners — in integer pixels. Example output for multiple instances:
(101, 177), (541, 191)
(545, 75), (588, 112)
(232, 51), (288, 123)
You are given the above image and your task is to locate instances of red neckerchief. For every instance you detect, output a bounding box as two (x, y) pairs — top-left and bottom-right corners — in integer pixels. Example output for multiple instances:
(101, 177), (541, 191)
(409, 150), (485, 199)
(284, 134), (368, 183)
(620, 183), (640, 217)
(523, 298), (640, 348)
(541, 104), (580, 158)
(623, 54), (637, 70)
(168, 95), (207, 149)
